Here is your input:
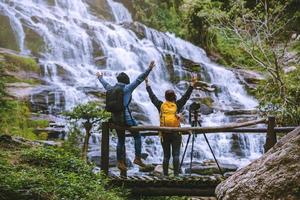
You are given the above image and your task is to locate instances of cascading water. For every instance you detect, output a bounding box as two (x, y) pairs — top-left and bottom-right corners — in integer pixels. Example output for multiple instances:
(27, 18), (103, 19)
(0, 0), (265, 174)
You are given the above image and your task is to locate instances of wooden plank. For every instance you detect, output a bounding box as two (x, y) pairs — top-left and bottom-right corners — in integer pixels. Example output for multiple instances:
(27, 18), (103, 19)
(130, 186), (217, 196)
(101, 122), (110, 175)
(110, 118), (266, 133)
(264, 116), (277, 152)
(125, 127), (295, 137)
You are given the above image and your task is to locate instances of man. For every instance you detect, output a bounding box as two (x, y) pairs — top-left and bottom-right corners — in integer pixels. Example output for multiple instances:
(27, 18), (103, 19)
(96, 61), (155, 174)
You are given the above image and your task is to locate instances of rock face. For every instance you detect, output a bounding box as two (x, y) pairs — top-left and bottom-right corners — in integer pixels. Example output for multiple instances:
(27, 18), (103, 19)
(215, 127), (300, 200)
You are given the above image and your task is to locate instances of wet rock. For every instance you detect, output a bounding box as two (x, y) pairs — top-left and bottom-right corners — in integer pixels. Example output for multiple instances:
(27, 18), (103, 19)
(5, 82), (37, 100)
(23, 26), (45, 57)
(185, 162), (238, 175)
(139, 164), (155, 172)
(224, 109), (258, 116)
(55, 64), (76, 85)
(89, 154), (133, 168)
(153, 165), (174, 177)
(233, 69), (265, 89)
(121, 21), (145, 39)
(85, 0), (114, 20)
(181, 57), (203, 73)
(216, 127), (300, 200)
(199, 104), (214, 115)
(0, 15), (19, 51)
(30, 86), (66, 114)
(230, 134), (245, 157)
(34, 127), (66, 139)
(129, 101), (151, 124)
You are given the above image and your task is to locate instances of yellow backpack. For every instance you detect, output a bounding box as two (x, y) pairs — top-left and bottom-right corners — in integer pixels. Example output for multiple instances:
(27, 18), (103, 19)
(160, 101), (180, 127)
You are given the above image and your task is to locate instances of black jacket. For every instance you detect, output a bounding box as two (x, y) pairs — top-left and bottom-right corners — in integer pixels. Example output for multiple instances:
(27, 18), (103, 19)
(146, 85), (194, 113)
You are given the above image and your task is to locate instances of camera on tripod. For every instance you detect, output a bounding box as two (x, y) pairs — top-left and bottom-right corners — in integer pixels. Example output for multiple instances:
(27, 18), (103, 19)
(189, 102), (201, 125)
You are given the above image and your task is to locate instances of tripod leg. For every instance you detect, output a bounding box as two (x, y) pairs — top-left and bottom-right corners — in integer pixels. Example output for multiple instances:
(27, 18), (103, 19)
(199, 121), (224, 177)
(189, 132), (195, 175)
(180, 133), (191, 169)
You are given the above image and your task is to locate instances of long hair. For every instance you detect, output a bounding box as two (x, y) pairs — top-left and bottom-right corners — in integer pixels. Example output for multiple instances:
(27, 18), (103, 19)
(165, 90), (177, 102)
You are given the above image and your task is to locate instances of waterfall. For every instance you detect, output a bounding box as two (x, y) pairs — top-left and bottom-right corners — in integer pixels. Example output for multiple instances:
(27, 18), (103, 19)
(0, 0), (265, 173)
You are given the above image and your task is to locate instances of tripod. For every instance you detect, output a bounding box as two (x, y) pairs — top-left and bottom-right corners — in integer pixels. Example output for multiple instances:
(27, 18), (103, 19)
(180, 107), (224, 177)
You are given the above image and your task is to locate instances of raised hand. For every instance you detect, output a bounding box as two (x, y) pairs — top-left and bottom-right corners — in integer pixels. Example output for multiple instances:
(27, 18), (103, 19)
(145, 77), (149, 86)
(96, 72), (103, 78)
(191, 73), (197, 87)
(149, 61), (155, 70)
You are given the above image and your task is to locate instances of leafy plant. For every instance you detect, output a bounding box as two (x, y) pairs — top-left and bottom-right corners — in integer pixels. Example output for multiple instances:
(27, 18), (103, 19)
(64, 102), (110, 161)
(0, 145), (125, 200)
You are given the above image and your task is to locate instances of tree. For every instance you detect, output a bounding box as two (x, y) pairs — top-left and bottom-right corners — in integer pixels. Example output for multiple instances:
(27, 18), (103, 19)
(64, 102), (110, 161)
(219, 0), (300, 124)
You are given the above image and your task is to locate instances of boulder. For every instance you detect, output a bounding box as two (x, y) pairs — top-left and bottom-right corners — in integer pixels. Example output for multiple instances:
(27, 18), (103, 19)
(216, 127), (300, 200)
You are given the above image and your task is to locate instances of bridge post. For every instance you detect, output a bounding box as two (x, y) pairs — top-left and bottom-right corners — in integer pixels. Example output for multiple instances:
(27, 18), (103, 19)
(101, 122), (110, 175)
(264, 116), (277, 152)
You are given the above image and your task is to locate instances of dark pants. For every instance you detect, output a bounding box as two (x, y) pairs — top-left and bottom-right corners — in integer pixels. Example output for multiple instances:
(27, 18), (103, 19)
(116, 129), (141, 162)
(161, 133), (182, 176)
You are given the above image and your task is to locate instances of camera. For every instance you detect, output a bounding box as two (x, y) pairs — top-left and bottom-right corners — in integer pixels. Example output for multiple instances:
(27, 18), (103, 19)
(189, 102), (201, 124)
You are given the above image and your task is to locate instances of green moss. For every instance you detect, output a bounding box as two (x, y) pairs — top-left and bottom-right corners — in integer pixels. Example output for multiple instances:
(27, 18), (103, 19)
(3, 53), (40, 73)
(0, 144), (125, 200)
(29, 120), (49, 129)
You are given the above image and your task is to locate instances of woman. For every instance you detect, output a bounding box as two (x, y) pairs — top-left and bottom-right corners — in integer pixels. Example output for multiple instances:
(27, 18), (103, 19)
(145, 77), (196, 176)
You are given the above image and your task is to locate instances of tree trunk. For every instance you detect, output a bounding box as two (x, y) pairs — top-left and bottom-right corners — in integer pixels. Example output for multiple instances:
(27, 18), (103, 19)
(82, 122), (92, 161)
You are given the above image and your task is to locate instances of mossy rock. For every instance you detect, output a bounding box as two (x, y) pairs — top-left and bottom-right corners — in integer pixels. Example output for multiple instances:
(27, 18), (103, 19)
(0, 15), (19, 51)
(24, 26), (45, 57)
(3, 53), (40, 73)
(199, 97), (214, 107)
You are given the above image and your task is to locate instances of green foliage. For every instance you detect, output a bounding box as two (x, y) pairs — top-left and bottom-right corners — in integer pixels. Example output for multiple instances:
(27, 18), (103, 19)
(133, 0), (186, 37)
(257, 67), (300, 125)
(64, 101), (110, 123)
(64, 102), (110, 160)
(0, 100), (36, 139)
(62, 125), (82, 157)
(3, 53), (40, 73)
(0, 53), (48, 139)
(0, 145), (124, 200)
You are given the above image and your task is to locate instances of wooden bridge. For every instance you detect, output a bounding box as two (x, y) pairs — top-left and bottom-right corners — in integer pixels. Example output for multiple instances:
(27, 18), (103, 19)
(100, 116), (295, 197)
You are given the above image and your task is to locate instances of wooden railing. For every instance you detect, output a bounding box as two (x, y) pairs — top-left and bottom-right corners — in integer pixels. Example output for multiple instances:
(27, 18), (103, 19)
(100, 116), (295, 175)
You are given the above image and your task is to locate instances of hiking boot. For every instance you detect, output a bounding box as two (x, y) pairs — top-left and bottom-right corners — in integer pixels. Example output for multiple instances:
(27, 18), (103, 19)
(117, 161), (127, 172)
(133, 157), (146, 168)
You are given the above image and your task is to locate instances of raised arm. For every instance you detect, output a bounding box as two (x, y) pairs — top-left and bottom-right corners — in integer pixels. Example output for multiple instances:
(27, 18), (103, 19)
(176, 76), (197, 111)
(176, 85), (194, 111)
(96, 72), (113, 90)
(124, 61), (155, 93)
(146, 82), (163, 111)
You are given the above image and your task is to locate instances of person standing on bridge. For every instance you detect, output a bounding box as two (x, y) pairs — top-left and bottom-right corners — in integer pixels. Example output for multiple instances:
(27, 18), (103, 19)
(145, 76), (196, 176)
(96, 61), (155, 174)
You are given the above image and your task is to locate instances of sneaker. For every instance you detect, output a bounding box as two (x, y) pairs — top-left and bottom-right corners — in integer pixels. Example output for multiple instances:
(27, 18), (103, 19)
(133, 157), (146, 168)
(117, 160), (127, 172)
